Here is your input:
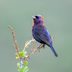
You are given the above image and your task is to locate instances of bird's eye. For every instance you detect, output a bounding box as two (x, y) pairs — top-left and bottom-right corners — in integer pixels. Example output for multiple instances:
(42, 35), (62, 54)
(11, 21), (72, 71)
(35, 16), (39, 19)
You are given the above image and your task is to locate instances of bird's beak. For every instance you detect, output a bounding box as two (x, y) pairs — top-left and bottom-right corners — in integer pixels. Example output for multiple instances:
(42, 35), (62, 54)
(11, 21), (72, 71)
(32, 16), (36, 20)
(32, 16), (35, 26)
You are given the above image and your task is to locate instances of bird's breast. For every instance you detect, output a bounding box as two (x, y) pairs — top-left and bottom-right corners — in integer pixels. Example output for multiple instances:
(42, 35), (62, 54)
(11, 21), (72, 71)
(32, 25), (46, 44)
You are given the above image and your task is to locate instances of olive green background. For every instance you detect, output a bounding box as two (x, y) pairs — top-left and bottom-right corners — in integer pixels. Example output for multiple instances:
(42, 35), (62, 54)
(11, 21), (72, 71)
(0, 0), (72, 72)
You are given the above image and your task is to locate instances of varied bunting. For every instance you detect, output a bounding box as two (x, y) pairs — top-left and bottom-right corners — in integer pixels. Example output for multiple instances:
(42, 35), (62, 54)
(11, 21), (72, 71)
(32, 15), (58, 57)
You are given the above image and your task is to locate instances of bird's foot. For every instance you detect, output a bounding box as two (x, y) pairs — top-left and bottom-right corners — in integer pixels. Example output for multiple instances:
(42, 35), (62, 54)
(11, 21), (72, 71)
(37, 44), (45, 52)
(38, 44), (45, 49)
(31, 44), (45, 54)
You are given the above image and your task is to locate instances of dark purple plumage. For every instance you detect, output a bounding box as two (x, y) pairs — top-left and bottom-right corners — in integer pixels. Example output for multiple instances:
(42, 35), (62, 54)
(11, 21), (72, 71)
(32, 15), (58, 57)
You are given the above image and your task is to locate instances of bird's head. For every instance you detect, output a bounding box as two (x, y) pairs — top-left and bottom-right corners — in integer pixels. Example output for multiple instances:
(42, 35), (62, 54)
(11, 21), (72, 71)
(32, 15), (44, 26)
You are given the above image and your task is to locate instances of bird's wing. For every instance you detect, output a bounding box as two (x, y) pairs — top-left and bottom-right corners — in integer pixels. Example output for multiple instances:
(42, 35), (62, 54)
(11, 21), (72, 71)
(38, 26), (52, 46)
(37, 26), (58, 57)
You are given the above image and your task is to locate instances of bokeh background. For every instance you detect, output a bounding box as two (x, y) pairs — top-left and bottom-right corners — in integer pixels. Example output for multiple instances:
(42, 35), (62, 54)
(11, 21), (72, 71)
(0, 0), (72, 72)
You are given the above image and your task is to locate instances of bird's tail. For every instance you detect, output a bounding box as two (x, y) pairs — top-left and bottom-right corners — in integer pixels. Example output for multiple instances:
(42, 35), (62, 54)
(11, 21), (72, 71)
(50, 46), (58, 57)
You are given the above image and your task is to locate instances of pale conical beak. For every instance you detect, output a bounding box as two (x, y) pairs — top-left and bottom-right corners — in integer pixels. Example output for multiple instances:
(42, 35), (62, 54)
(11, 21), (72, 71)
(32, 16), (36, 20)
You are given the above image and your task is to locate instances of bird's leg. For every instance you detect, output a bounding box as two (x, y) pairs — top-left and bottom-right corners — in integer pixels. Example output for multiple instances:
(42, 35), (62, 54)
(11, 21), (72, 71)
(31, 43), (45, 53)
(38, 44), (45, 48)
(42, 44), (45, 48)
(37, 44), (45, 52)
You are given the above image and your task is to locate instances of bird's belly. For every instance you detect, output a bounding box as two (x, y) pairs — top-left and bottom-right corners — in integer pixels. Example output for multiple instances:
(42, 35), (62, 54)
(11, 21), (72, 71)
(32, 32), (45, 44)
(32, 26), (46, 44)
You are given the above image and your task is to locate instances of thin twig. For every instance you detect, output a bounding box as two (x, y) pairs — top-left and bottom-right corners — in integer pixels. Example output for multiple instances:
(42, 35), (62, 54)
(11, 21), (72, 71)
(23, 38), (35, 50)
(8, 25), (19, 55)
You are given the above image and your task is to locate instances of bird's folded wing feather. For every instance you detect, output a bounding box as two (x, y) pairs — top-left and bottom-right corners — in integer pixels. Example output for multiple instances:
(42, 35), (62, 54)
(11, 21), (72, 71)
(37, 26), (52, 46)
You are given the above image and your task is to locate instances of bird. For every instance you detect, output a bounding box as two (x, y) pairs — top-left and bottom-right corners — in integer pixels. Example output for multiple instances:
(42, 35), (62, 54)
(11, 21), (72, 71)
(32, 15), (58, 57)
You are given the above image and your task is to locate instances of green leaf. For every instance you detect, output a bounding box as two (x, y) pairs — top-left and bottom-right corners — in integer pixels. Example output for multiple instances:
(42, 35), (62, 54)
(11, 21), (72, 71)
(19, 50), (27, 58)
(18, 66), (29, 72)
(24, 61), (28, 66)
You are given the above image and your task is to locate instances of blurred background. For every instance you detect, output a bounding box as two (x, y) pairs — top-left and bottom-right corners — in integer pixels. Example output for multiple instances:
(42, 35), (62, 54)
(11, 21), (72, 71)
(0, 0), (72, 72)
